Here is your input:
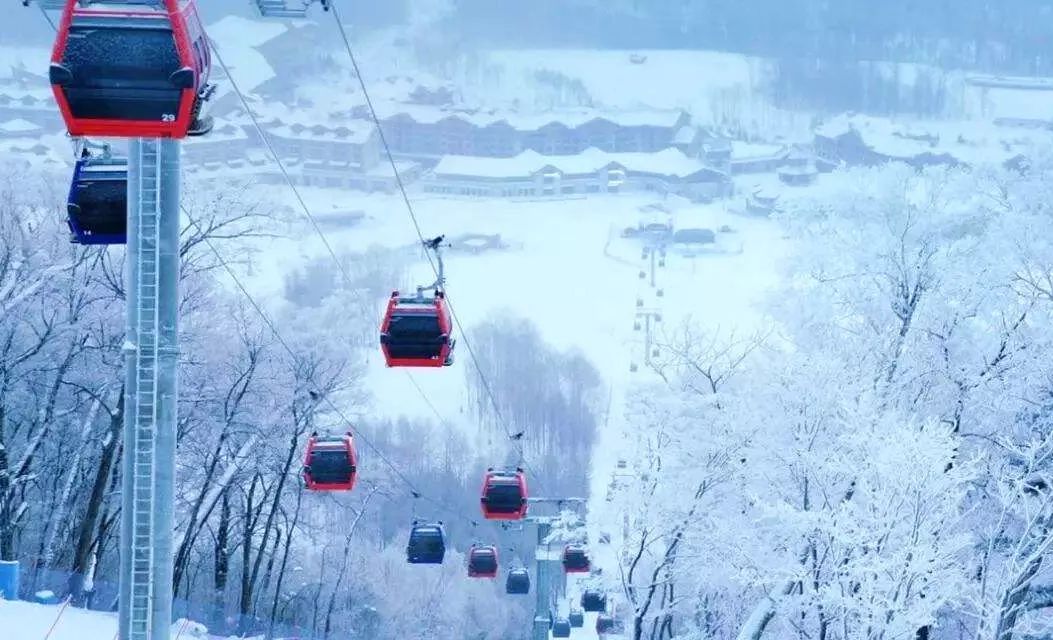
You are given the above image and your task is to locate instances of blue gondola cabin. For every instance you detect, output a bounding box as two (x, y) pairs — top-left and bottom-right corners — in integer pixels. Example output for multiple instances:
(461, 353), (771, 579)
(302, 434), (357, 491)
(505, 568), (530, 594)
(406, 521), (446, 564)
(67, 153), (127, 245)
(582, 589), (607, 613)
(49, 0), (214, 138)
(569, 609), (584, 627)
(379, 290), (454, 367)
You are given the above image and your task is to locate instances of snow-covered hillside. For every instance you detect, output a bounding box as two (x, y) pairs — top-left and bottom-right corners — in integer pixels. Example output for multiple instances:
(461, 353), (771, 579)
(4, 3), (1053, 639)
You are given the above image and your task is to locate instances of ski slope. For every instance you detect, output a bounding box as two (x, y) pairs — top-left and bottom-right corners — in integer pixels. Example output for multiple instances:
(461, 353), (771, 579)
(233, 188), (791, 431)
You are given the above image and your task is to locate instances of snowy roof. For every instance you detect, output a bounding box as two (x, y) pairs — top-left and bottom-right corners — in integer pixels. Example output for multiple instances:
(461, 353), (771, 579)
(373, 103), (685, 130)
(298, 73), (456, 106)
(210, 15), (288, 47)
(434, 147), (719, 179)
(966, 74), (1053, 90)
(0, 137), (65, 169)
(207, 16), (288, 96)
(815, 113), (1052, 165)
(966, 85), (1053, 123)
(673, 126), (697, 144)
(268, 119), (376, 143)
(2, 138), (50, 153)
(0, 47), (49, 81)
(731, 140), (788, 161)
(0, 118), (40, 133)
(964, 74), (1053, 122)
(231, 100), (362, 131)
(184, 121), (250, 143)
(0, 86), (55, 104)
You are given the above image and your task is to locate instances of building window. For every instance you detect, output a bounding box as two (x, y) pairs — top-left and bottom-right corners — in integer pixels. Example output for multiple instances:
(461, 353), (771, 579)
(607, 168), (626, 188)
(561, 185), (575, 194)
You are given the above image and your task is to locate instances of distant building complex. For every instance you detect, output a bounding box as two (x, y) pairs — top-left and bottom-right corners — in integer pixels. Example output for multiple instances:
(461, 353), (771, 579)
(425, 147), (729, 201)
(358, 105), (692, 159)
(813, 113), (1042, 170)
(8, 21), (1053, 204)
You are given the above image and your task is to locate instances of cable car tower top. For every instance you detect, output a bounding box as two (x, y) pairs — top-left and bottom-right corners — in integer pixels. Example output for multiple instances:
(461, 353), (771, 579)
(252, 0), (330, 18)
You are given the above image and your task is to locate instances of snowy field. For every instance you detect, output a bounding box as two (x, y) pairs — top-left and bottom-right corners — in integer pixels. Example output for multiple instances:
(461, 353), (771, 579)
(456, 48), (814, 140)
(237, 188), (787, 418)
(0, 599), (209, 640)
(0, 596), (612, 640)
(453, 48), (1053, 137)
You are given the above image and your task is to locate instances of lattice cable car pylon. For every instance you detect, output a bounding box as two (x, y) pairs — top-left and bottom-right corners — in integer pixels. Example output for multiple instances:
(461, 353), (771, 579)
(126, 138), (162, 640)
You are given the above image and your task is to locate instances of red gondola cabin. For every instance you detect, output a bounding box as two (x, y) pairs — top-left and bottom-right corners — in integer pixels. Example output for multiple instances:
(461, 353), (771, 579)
(467, 544), (498, 578)
(480, 468), (528, 521)
(379, 291), (454, 367)
(49, 0), (214, 138)
(562, 544), (590, 573)
(302, 434), (357, 491)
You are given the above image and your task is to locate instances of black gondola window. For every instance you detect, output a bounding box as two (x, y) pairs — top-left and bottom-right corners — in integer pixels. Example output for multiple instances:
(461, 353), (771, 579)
(76, 181), (126, 235)
(308, 448), (351, 483)
(63, 25), (183, 121)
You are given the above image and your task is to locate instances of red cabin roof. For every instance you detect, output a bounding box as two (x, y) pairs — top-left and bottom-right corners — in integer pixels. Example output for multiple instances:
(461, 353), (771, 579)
(480, 469), (528, 521)
(379, 291), (453, 367)
(562, 544), (590, 573)
(49, 0), (212, 138)
(467, 545), (498, 578)
(302, 434), (357, 491)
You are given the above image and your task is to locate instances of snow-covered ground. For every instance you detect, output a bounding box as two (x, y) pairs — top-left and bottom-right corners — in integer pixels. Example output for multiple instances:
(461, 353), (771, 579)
(0, 595), (610, 640)
(455, 48), (814, 140)
(454, 48), (1053, 139)
(0, 599), (211, 640)
(235, 187), (789, 424)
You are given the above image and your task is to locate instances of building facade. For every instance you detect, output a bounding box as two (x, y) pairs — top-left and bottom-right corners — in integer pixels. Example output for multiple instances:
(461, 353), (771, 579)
(360, 106), (691, 159)
(182, 111), (409, 191)
(424, 147), (729, 201)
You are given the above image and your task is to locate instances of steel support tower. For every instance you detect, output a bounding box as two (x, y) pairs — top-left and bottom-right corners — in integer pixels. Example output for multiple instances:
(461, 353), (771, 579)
(632, 239), (666, 372)
(527, 497), (586, 640)
(532, 519), (554, 640)
(118, 139), (180, 640)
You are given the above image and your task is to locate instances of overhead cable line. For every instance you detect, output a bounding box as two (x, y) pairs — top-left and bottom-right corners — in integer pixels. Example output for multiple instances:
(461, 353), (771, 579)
(206, 37), (483, 478)
(181, 204), (479, 528)
(325, 0), (544, 487)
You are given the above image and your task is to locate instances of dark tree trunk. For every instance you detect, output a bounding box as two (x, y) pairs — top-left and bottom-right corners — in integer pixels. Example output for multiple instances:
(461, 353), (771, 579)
(245, 432), (300, 618)
(71, 391), (123, 582)
(238, 475), (263, 632)
(270, 485), (304, 638)
(213, 490), (230, 632)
